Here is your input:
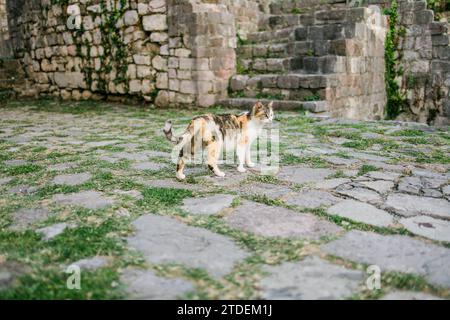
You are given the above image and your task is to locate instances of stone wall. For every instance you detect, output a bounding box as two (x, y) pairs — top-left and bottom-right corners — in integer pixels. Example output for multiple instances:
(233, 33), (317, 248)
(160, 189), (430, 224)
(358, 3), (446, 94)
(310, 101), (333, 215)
(2, 0), (450, 123)
(164, 0), (237, 107)
(395, 0), (450, 125)
(326, 6), (387, 120)
(5, 0), (266, 106)
(7, 0), (170, 102)
(358, 0), (449, 124)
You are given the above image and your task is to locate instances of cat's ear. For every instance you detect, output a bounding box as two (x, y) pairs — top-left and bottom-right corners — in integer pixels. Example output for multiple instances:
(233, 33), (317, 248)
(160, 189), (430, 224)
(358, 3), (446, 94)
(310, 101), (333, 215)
(251, 101), (263, 115)
(267, 101), (274, 109)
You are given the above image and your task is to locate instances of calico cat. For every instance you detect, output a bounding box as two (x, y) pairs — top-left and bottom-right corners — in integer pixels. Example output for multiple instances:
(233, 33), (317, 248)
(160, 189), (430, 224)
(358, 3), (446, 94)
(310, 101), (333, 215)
(163, 101), (274, 180)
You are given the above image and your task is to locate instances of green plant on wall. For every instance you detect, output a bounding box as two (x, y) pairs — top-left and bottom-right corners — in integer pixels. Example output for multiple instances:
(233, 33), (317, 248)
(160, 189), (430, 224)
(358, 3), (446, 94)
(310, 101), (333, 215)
(47, 0), (130, 94)
(383, 0), (406, 120)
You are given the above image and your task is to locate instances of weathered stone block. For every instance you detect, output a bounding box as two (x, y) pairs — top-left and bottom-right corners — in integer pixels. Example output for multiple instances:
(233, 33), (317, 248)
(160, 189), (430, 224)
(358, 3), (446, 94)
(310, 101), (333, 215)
(124, 10), (139, 26)
(156, 72), (168, 89)
(54, 72), (85, 89)
(142, 14), (167, 31)
(152, 55), (167, 71)
(137, 65), (152, 78)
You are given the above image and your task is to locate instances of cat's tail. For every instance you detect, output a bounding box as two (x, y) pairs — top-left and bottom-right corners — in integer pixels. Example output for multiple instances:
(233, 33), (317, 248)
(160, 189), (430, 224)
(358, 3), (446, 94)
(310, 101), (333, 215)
(163, 120), (192, 148)
(163, 120), (178, 143)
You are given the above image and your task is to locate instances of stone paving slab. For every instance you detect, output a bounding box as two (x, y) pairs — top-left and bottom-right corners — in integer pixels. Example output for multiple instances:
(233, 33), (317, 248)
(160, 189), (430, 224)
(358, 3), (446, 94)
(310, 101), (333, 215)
(327, 200), (394, 227)
(365, 171), (401, 181)
(201, 170), (250, 187)
(359, 180), (394, 194)
(36, 222), (75, 240)
(127, 214), (249, 278)
(3, 160), (28, 166)
(224, 201), (342, 240)
(113, 189), (143, 200)
(277, 166), (335, 185)
(335, 185), (382, 203)
(120, 268), (194, 300)
(260, 256), (364, 300)
(398, 176), (446, 197)
(0, 262), (28, 291)
(284, 190), (341, 208)
(399, 216), (450, 242)
(141, 178), (206, 192)
(322, 231), (450, 288)
(238, 183), (293, 199)
(68, 256), (110, 271)
(86, 140), (119, 148)
(7, 185), (38, 195)
(9, 207), (52, 231)
(47, 162), (79, 172)
(325, 156), (360, 167)
(181, 194), (235, 215)
(51, 173), (92, 186)
(52, 191), (114, 210)
(0, 177), (12, 186)
(384, 193), (450, 219)
(131, 161), (167, 171)
(314, 178), (351, 190)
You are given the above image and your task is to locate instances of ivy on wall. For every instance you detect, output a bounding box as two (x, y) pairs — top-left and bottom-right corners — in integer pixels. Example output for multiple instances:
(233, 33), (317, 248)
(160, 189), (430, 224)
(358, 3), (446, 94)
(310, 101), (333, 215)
(383, 0), (406, 120)
(47, 0), (130, 94)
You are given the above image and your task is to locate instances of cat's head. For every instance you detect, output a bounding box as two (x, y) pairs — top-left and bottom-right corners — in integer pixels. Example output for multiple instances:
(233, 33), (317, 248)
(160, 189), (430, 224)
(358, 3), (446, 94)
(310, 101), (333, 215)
(251, 101), (274, 123)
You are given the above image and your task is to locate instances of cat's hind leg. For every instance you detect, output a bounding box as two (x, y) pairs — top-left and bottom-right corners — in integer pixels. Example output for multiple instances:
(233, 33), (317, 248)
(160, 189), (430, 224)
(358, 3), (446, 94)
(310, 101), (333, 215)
(176, 149), (188, 180)
(207, 140), (225, 177)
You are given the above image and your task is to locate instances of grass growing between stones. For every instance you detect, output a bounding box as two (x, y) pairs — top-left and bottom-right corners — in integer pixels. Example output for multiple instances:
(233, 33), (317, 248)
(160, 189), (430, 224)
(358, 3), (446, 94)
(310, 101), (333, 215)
(1, 99), (449, 299)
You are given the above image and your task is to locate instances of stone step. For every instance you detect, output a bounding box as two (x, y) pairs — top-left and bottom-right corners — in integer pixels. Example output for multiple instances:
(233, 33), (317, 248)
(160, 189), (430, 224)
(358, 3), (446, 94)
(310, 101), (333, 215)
(237, 43), (291, 59)
(237, 39), (351, 59)
(229, 73), (329, 101)
(294, 23), (356, 41)
(260, 7), (370, 31)
(247, 20), (359, 45)
(246, 27), (297, 44)
(239, 57), (294, 74)
(239, 55), (346, 75)
(218, 97), (329, 113)
(270, 0), (347, 15)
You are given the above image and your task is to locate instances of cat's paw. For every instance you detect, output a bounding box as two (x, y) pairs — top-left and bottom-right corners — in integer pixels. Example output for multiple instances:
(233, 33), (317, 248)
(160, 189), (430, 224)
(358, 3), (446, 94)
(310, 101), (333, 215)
(237, 166), (247, 173)
(176, 172), (186, 180)
(246, 162), (256, 168)
(215, 171), (226, 177)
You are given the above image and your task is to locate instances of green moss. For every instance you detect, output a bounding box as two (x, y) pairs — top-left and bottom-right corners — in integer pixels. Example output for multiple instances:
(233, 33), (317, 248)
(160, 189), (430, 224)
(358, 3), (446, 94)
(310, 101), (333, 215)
(3, 164), (42, 176)
(357, 164), (379, 176)
(138, 187), (194, 207)
(391, 129), (425, 137)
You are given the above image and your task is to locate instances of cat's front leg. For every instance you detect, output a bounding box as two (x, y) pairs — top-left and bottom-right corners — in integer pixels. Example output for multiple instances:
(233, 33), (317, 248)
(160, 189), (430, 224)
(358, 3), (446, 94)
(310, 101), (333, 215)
(236, 144), (246, 173)
(245, 141), (255, 168)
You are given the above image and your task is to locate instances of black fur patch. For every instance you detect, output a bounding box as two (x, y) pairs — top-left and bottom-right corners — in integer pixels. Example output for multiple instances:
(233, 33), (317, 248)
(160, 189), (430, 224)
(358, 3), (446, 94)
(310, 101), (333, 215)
(208, 164), (214, 171)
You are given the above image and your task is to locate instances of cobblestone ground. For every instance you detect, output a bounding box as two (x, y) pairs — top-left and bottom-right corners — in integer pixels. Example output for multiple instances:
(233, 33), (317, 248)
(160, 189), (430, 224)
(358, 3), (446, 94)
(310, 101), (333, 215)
(0, 99), (449, 300)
